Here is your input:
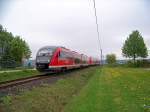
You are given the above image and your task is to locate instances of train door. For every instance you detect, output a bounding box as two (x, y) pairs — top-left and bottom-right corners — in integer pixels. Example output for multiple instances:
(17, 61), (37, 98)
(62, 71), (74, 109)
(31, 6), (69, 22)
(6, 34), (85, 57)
(58, 51), (67, 66)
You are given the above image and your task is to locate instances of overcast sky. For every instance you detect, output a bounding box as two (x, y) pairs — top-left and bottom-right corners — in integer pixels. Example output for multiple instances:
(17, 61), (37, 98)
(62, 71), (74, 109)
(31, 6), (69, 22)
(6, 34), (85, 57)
(0, 0), (150, 59)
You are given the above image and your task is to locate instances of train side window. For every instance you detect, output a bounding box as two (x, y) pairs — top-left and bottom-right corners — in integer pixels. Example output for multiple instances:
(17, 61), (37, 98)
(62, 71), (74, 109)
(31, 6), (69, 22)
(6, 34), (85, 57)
(60, 51), (66, 58)
(66, 52), (70, 58)
(59, 51), (72, 58)
(57, 52), (60, 58)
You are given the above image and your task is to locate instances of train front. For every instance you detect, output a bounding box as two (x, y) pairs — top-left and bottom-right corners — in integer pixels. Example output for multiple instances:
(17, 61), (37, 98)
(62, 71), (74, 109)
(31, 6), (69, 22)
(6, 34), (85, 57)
(35, 46), (56, 72)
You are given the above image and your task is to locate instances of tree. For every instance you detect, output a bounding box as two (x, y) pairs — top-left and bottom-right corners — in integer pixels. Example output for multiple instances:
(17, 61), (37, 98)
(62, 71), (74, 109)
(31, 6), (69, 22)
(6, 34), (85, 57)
(10, 36), (31, 63)
(0, 24), (3, 32)
(0, 26), (13, 57)
(22, 40), (31, 59)
(106, 54), (116, 65)
(122, 30), (148, 63)
(0, 24), (31, 68)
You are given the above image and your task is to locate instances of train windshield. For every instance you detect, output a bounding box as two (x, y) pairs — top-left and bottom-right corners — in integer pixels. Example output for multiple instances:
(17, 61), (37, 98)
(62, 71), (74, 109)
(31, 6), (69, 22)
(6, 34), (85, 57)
(37, 48), (55, 56)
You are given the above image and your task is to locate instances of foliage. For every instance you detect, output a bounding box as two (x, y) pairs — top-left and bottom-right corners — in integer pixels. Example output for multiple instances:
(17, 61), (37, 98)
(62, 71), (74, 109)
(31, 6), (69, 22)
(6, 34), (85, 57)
(126, 60), (150, 68)
(106, 54), (116, 65)
(10, 36), (31, 62)
(0, 24), (31, 68)
(122, 30), (148, 63)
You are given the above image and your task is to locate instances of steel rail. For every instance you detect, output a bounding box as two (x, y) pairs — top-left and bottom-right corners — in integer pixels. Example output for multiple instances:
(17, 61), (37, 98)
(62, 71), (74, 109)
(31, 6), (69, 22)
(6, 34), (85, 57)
(0, 73), (52, 90)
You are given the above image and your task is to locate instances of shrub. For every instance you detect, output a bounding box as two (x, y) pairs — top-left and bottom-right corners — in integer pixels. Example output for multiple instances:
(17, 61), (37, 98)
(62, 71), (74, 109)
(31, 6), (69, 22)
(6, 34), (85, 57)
(126, 60), (150, 68)
(106, 54), (116, 66)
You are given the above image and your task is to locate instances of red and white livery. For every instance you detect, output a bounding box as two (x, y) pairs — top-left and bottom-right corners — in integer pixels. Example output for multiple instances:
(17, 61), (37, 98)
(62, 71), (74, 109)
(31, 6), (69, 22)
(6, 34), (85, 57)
(36, 46), (100, 72)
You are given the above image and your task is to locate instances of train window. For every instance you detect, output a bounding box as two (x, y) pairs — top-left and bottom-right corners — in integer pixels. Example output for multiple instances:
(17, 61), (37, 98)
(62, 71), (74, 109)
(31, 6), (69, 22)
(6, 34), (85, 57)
(59, 51), (73, 58)
(60, 51), (66, 58)
(37, 48), (55, 56)
(57, 51), (60, 58)
(68, 52), (73, 58)
(58, 50), (74, 59)
(66, 52), (71, 58)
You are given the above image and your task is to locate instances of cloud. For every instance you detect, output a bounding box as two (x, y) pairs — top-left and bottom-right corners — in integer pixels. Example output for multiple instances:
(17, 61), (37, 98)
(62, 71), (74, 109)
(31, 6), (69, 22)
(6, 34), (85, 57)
(1, 0), (150, 59)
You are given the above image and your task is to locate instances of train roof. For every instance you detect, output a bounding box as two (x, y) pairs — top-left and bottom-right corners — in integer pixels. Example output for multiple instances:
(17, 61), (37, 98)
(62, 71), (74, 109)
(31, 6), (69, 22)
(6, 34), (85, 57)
(39, 46), (62, 50)
(38, 46), (86, 56)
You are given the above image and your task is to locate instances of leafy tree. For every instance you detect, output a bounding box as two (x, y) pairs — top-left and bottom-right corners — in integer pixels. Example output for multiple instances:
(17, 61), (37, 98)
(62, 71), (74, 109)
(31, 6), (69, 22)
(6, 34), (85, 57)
(122, 30), (148, 63)
(22, 40), (31, 59)
(0, 24), (3, 32)
(0, 24), (31, 68)
(0, 26), (13, 57)
(10, 36), (31, 63)
(106, 54), (116, 65)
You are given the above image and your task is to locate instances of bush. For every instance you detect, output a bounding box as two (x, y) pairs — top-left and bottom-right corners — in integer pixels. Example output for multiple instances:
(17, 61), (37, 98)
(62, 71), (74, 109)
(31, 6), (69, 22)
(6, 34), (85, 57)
(106, 54), (116, 66)
(0, 59), (22, 68)
(126, 60), (150, 68)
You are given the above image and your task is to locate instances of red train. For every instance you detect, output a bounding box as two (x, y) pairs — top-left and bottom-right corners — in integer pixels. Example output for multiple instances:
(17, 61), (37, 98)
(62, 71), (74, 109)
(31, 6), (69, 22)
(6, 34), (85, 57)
(36, 46), (100, 72)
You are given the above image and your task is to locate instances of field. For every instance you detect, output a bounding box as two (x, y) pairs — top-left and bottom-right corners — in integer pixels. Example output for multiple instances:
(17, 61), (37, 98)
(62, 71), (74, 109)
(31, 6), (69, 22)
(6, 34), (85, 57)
(65, 67), (150, 112)
(0, 67), (97, 112)
(0, 66), (150, 112)
(0, 69), (39, 83)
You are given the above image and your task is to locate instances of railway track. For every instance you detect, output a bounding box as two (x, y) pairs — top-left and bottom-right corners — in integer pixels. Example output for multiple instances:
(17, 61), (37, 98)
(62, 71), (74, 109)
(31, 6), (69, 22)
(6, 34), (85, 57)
(0, 73), (52, 90)
(0, 70), (85, 94)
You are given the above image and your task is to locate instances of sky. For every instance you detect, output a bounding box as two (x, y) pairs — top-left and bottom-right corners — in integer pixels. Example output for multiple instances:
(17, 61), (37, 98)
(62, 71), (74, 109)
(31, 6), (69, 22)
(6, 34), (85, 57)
(0, 0), (150, 59)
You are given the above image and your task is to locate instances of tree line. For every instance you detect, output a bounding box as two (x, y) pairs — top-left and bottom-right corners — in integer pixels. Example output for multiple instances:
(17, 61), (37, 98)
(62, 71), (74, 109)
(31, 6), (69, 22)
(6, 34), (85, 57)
(0, 24), (31, 68)
(106, 30), (148, 67)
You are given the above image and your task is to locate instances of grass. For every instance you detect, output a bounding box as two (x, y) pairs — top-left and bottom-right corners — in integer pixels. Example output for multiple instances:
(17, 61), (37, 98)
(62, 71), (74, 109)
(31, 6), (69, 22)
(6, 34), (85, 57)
(0, 69), (39, 83)
(0, 67), (34, 71)
(1, 66), (150, 112)
(64, 67), (150, 112)
(0, 67), (98, 112)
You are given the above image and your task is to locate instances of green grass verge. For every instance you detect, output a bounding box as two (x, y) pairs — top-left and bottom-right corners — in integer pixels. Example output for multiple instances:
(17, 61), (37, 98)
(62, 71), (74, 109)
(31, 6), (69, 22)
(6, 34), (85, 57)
(64, 67), (150, 112)
(0, 70), (39, 83)
(0, 67), (34, 71)
(0, 67), (98, 112)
